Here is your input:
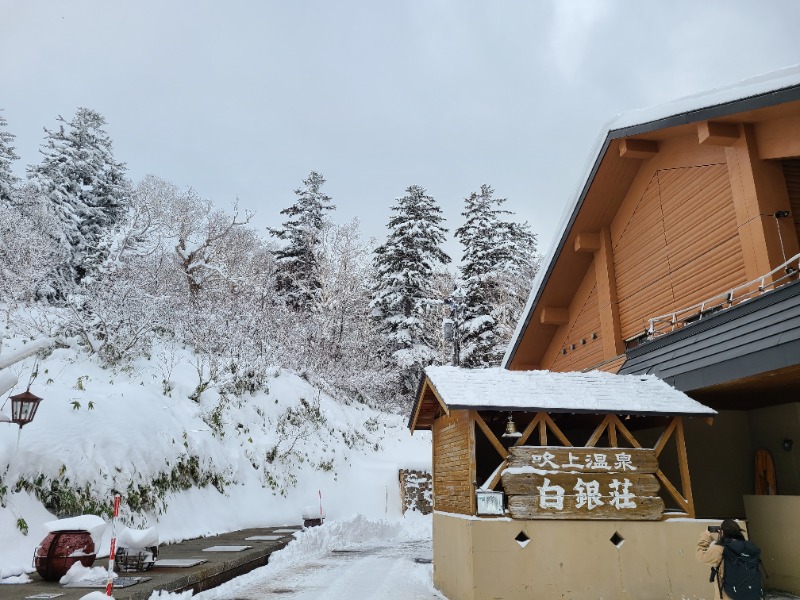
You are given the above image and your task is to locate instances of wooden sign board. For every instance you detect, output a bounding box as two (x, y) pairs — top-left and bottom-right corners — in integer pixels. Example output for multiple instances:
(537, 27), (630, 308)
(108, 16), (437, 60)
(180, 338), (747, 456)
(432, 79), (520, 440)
(502, 446), (664, 520)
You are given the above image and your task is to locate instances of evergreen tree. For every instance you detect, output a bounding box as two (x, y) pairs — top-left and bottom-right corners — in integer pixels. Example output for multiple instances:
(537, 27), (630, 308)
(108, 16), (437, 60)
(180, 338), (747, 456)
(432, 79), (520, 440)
(454, 184), (513, 367)
(0, 110), (19, 205)
(493, 219), (539, 345)
(269, 171), (335, 311)
(27, 107), (129, 285)
(371, 184), (450, 397)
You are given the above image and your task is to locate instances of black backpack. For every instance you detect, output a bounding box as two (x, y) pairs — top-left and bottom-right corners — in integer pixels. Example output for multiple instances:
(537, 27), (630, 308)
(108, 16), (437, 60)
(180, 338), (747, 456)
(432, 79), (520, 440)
(714, 538), (764, 600)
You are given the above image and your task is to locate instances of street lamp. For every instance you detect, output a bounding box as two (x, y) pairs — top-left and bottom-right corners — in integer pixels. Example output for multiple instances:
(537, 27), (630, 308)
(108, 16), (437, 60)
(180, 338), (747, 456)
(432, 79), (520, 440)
(7, 389), (42, 428)
(444, 289), (465, 367)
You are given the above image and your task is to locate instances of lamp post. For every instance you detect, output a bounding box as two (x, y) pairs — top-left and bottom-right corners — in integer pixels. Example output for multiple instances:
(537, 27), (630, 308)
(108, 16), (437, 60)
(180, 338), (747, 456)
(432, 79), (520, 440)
(444, 289), (465, 367)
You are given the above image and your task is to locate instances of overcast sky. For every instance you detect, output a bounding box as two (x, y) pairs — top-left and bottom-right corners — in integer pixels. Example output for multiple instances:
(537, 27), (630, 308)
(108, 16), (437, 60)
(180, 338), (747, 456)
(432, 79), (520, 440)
(2, 1), (799, 261)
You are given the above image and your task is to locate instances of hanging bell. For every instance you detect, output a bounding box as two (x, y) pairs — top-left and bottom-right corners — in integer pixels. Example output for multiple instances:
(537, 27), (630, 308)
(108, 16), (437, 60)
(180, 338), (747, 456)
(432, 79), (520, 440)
(502, 413), (520, 438)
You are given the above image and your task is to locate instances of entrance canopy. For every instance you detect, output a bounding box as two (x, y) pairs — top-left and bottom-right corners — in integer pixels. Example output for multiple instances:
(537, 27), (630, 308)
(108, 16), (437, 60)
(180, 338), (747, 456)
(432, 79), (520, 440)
(409, 366), (715, 432)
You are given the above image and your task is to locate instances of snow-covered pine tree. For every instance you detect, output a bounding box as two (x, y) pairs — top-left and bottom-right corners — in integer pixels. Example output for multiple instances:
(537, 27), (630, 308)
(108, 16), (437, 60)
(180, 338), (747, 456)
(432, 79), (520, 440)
(493, 219), (539, 346)
(26, 108), (129, 287)
(371, 185), (450, 397)
(454, 184), (515, 367)
(0, 110), (19, 205)
(269, 171), (336, 311)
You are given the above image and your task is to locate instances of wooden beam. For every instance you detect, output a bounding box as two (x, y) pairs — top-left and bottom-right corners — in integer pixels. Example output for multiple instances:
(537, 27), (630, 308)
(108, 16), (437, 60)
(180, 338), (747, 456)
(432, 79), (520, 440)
(474, 412), (508, 460)
(656, 469), (690, 513)
(619, 138), (659, 159)
(574, 232), (601, 253)
(654, 417), (678, 456)
(675, 417), (696, 518)
(486, 459), (507, 491)
(540, 307), (569, 326)
(611, 415), (643, 449)
(586, 414), (613, 447)
(698, 120), (740, 146)
(543, 413), (572, 446)
(516, 413), (543, 446)
(469, 412), (477, 515)
(725, 124), (799, 284)
(607, 420), (618, 447)
(594, 228), (625, 358)
(485, 413), (544, 492)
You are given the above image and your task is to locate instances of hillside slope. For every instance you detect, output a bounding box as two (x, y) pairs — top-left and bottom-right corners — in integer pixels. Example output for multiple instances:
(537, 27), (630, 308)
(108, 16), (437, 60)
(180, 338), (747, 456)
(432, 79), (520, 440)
(0, 335), (431, 580)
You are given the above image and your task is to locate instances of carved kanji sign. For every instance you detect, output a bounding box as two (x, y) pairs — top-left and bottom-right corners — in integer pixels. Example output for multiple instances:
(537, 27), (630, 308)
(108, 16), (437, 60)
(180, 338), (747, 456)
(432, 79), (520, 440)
(502, 447), (664, 520)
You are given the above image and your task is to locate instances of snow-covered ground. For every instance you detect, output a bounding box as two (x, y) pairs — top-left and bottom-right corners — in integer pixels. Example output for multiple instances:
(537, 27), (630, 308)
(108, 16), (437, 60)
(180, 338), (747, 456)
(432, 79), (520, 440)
(0, 334), (432, 581)
(194, 513), (444, 600)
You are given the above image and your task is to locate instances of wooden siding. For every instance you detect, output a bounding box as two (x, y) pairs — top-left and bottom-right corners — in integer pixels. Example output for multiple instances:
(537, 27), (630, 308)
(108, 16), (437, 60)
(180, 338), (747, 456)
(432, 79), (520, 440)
(586, 354), (627, 374)
(661, 165), (747, 311)
(432, 410), (474, 515)
(614, 164), (747, 340)
(784, 159), (800, 246)
(549, 285), (604, 371)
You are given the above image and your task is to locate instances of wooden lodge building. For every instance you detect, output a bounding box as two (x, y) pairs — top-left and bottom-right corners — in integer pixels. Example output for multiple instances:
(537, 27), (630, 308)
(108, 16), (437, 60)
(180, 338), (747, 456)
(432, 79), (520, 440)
(409, 67), (800, 599)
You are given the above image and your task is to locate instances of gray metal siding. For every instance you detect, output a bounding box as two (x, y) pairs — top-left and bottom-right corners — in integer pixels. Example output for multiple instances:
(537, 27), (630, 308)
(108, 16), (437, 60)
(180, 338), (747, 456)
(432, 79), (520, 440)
(619, 280), (800, 391)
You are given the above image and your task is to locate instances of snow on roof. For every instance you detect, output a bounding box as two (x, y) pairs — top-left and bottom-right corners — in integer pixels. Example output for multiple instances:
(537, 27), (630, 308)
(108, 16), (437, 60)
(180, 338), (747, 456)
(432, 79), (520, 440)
(608, 63), (800, 132)
(424, 366), (715, 416)
(502, 64), (800, 368)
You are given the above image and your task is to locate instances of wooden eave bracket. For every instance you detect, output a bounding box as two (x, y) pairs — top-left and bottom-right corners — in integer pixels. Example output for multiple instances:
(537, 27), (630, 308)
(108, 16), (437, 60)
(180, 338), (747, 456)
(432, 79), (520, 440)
(698, 121), (740, 146)
(540, 306), (569, 326)
(574, 232), (601, 253)
(619, 138), (659, 159)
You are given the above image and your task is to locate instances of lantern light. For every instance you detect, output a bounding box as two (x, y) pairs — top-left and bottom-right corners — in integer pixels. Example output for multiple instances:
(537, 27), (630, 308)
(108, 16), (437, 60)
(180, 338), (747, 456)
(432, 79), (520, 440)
(9, 389), (43, 429)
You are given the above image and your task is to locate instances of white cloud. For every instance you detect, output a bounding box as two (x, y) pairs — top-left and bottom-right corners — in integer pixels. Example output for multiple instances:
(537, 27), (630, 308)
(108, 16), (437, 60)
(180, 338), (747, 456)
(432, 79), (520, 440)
(548, 0), (612, 81)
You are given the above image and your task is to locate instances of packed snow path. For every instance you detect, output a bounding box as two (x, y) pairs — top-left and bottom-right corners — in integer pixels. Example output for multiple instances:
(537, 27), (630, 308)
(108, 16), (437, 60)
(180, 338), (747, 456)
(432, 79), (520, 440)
(196, 540), (443, 600)
(192, 515), (445, 600)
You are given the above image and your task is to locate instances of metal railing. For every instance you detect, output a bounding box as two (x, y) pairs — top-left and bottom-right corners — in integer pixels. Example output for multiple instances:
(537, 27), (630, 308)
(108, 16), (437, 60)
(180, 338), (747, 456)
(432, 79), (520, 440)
(644, 252), (800, 339)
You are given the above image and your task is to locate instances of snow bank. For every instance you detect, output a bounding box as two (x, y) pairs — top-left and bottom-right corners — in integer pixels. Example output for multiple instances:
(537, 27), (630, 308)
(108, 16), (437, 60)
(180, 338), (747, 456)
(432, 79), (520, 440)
(118, 526), (159, 548)
(0, 333), (432, 577)
(44, 515), (106, 551)
(81, 593), (116, 600)
(59, 562), (115, 585)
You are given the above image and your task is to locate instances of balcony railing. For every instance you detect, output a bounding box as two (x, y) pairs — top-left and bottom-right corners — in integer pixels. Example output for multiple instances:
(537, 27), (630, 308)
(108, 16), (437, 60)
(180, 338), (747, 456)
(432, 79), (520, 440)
(640, 252), (800, 340)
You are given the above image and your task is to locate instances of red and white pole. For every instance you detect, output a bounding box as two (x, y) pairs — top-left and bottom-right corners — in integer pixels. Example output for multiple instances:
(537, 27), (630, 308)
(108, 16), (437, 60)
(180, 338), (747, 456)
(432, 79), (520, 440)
(105, 494), (121, 596)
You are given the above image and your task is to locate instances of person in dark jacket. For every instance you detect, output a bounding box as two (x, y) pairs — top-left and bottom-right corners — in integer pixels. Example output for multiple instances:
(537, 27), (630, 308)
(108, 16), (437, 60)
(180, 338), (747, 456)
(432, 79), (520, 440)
(696, 519), (746, 600)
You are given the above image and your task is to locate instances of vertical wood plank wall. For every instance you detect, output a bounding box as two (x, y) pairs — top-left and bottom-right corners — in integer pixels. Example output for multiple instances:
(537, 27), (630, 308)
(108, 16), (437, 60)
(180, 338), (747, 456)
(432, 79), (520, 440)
(541, 160), (750, 370)
(614, 163), (746, 341)
(549, 284), (603, 372)
(432, 409), (475, 514)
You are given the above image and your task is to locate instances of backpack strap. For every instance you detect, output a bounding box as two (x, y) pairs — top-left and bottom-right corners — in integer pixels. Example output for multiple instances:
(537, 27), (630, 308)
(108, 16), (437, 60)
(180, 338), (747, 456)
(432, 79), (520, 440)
(714, 559), (724, 599)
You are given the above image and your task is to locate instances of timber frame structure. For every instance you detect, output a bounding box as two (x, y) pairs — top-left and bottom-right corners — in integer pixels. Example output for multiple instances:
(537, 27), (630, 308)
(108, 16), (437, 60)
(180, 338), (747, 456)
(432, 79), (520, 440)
(411, 368), (715, 519)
